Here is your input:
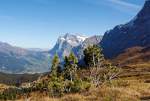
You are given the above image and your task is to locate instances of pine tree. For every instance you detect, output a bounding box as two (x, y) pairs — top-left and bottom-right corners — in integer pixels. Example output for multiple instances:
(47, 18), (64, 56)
(83, 45), (121, 87)
(84, 45), (105, 87)
(51, 54), (60, 77)
(84, 45), (104, 67)
(48, 54), (64, 97)
(64, 52), (78, 82)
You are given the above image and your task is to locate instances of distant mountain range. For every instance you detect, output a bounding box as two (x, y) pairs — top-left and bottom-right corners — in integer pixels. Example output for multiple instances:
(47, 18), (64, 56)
(27, 48), (49, 52)
(0, 42), (50, 74)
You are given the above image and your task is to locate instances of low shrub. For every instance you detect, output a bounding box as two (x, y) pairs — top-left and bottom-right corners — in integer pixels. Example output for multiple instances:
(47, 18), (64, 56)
(109, 79), (130, 87)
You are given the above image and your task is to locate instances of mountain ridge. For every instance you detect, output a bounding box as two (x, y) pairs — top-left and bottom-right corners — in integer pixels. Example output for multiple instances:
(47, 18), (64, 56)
(49, 33), (102, 60)
(0, 42), (50, 74)
(100, 0), (150, 58)
(49, 33), (87, 59)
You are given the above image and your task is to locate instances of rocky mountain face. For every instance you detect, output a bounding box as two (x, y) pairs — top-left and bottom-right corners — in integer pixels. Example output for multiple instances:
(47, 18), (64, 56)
(49, 33), (102, 61)
(100, 0), (150, 59)
(0, 42), (50, 74)
(49, 33), (87, 60)
(73, 35), (102, 60)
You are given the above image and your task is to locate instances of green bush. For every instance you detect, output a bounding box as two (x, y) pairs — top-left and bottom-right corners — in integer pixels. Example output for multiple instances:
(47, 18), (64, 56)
(82, 81), (91, 91)
(64, 79), (91, 93)
(71, 79), (83, 93)
(48, 77), (64, 97)
(0, 88), (17, 100)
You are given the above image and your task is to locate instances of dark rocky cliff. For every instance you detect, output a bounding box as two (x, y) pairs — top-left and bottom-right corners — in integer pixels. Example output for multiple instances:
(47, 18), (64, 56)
(100, 0), (150, 58)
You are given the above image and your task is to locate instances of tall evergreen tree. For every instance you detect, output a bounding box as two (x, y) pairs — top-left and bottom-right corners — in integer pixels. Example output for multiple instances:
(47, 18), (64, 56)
(48, 54), (64, 97)
(64, 52), (78, 82)
(84, 45), (104, 67)
(51, 54), (60, 77)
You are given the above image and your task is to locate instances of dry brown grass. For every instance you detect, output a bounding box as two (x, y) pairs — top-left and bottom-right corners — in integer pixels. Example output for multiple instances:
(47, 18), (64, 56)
(0, 84), (10, 92)
(15, 79), (150, 101)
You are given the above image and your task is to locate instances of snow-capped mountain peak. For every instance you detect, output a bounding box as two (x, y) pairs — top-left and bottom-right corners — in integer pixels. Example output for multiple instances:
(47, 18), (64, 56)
(76, 35), (88, 42)
(57, 33), (87, 47)
(50, 33), (88, 60)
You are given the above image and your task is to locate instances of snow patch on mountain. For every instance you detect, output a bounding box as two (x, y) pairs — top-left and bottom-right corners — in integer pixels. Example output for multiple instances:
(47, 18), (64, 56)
(58, 33), (87, 47)
(76, 35), (88, 42)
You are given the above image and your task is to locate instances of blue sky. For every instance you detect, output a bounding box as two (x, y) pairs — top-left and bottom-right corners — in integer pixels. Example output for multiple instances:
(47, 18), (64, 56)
(0, 0), (145, 48)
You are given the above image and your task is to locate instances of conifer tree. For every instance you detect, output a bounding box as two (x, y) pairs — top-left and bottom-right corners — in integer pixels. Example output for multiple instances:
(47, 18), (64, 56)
(84, 45), (104, 67)
(48, 54), (64, 97)
(64, 52), (78, 82)
(84, 45), (121, 87)
(84, 45), (105, 86)
(51, 54), (60, 77)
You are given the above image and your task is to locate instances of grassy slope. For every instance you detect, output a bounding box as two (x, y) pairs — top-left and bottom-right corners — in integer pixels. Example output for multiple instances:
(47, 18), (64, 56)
(15, 80), (150, 101)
